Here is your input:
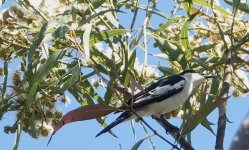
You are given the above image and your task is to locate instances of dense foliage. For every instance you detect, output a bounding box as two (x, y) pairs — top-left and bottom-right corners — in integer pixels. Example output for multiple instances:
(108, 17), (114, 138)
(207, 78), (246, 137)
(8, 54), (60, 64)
(0, 0), (248, 149)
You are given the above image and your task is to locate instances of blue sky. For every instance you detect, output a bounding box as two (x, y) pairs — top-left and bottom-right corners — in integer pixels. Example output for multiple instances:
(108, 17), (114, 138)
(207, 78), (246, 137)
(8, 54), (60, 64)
(1, 0), (249, 150)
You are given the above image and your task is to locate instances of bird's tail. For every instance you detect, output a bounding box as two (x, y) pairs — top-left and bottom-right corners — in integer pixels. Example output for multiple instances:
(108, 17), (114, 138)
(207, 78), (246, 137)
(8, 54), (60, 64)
(96, 111), (132, 137)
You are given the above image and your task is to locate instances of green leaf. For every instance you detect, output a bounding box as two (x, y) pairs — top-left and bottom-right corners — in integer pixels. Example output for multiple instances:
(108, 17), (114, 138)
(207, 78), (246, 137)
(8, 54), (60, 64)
(180, 14), (197, 61)
(0, 103), (12, 119)
(78, 9), (122, 27)
(158, 66), (176, 75)
(193, 44), (216, 52)
(193, 0), (231, 17)
(30, 50), (65, 85)
(122, 50), (136, 86)
(61, 66), (81, 92)
(182, 0), (193, 15)
(131, 136), (152, 150)
(201, 118), (215, 135)
(206, 77), (220, 104)
(225, 0), (249, 13)
(155, 17), (184, 33)
(2, 61), (8, 98)
(80, 78), (105, 104)
(182, 97), (225, 135)
(26, 82), (38, 105)
(13, 121), (22, 150)
(26, 50), (65, 105)
(52, 25), (70, 39)
(155, 39), (188, 69)
(28, 21), (68, 65)
(89, 29), (129, 46)
(190, 58), (209, 69)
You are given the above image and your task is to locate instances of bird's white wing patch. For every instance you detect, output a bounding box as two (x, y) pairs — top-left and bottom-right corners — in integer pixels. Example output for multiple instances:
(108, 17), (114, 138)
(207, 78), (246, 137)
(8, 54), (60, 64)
(149, 80), (185, 96)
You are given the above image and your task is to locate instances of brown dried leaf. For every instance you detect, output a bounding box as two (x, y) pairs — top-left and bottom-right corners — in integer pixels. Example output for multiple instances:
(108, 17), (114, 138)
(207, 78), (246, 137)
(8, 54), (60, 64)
(47, 104), (118, 145)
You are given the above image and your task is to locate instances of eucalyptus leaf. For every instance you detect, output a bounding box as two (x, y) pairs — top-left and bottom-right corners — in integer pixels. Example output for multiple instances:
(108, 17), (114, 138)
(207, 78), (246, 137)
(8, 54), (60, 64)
(131, 136), (152, 150)
(26, 50), (65, 105)
(2, 61), (8, 98)
(180, 13), (197, 61)
(201, 118), (215, 135)
(225, 0), (249, 13)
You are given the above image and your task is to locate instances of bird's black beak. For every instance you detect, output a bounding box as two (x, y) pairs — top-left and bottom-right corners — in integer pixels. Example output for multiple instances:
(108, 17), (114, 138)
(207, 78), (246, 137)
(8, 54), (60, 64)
(202, 74), (215, 79)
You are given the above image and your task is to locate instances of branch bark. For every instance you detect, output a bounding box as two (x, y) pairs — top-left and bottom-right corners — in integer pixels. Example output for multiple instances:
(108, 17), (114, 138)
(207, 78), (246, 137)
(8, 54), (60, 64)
(152, 115), (195, 150)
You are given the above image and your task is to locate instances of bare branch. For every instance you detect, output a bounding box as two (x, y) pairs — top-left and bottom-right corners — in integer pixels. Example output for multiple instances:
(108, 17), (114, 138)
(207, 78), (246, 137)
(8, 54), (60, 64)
(152, 115), (195, 150)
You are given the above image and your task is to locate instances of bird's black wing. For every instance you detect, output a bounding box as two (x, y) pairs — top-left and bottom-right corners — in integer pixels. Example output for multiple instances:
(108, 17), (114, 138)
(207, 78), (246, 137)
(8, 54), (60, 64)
(96, 111), (132, 137)
(96, 75), (185, 137)
(131, 75), (186, 109)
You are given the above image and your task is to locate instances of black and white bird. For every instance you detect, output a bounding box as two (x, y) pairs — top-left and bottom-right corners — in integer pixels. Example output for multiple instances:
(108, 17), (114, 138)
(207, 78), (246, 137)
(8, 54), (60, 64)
(96, 70), (214, 137)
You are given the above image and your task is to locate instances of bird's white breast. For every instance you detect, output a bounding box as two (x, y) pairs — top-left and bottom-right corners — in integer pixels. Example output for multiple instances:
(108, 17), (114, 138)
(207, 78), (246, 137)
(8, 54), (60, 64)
(134, 81), (193, 117)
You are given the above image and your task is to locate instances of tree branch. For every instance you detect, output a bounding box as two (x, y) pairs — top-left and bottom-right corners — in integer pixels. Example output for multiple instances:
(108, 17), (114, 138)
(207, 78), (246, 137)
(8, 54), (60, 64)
(152, 115), (195, 150)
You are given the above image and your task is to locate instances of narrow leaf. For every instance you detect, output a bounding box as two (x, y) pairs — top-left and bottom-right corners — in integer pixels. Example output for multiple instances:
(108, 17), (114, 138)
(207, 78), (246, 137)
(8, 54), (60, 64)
(180, 14), (197, 61)
(83, 23), (92, 58)
(201, 118), (215, 135)
(26, 50), (65, 105)
(61, 66), (81, 92)
(48, 104), (118, 144)
(78, 9), (121, 27)
(13, 121), (22, 150)
(2, 61), (8, 98)
(225, 0), (249, 13)
(182, 0), (193, 15)
(193, 0), (231, 17)
(52, 25), (69, 39)
(131, 136), (152, 150)
(156, 17), (184, 33)
(182, 97), (225, 135)
(193, 44), (216, 52)
(89, 29), (129, 46)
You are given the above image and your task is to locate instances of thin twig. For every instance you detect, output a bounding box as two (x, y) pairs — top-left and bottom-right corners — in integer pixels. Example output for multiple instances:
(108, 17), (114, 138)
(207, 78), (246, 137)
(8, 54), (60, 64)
(130, 108), (180, 150)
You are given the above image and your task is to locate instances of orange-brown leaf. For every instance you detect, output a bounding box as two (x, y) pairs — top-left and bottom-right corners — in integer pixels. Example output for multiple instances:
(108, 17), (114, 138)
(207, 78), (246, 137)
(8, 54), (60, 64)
(47, 104), (118, 145)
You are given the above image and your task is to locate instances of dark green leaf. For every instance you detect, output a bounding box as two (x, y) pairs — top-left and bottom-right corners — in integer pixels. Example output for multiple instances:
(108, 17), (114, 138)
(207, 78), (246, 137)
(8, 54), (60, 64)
(28, 21), (68, 65)
(89, 29), (129, 46)
(180, 13), (197, 61)
(52, 25), (69, 39)
(2, 61), (8, 98)
(30, 50), (65, 85)
(158, 66), (176, 75)
(225, 0), (249, 13)
(13, 121), (22, 150)
(61, 66), (81, 92)
(201, 118), (215, 135)
(131, 136), (152, 150)
(193, 44), (216, 52)
(80, 79), (105, 104)
(26, 50), (65, 105)
(182, 97), (225, 135)
(190, 58), (209, 69)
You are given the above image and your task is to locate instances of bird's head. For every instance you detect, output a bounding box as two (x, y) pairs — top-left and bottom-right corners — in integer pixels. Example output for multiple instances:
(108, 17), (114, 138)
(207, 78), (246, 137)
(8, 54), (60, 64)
(180, 70), (214, 88)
